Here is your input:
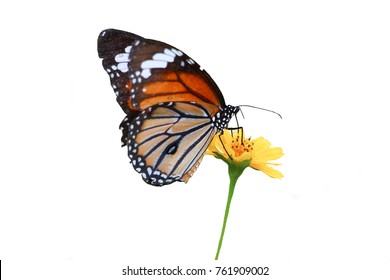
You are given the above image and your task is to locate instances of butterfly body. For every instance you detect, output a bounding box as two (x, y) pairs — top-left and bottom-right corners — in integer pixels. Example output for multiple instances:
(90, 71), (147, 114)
(98, 29), (238, 186)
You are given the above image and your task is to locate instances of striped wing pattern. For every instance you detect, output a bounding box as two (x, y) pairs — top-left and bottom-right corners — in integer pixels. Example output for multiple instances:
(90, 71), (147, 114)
(124, 102), (217, 185)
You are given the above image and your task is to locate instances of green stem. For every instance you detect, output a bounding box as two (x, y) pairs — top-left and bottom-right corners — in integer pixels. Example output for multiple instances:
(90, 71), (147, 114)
(215, 164), (242, 260)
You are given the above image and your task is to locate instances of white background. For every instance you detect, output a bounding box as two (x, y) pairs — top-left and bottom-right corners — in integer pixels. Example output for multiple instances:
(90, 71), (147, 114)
(1, 0), (389, 279)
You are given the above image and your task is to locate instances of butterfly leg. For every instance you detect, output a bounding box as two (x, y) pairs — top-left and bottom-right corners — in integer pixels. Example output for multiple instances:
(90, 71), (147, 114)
(227, 113), (244, 145)
(218, 126), (243, 160)
(226, 126), (244, 145)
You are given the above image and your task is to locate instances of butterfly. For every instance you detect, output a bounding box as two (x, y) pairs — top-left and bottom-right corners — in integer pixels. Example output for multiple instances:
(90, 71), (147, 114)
(97, 29), (239, 186)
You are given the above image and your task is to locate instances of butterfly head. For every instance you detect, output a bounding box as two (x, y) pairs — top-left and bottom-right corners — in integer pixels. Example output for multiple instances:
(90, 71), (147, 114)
(213, 105), (240, 132)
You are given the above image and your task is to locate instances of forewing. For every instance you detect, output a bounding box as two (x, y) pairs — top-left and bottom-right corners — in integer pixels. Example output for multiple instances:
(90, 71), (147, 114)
(98, 29), (225, 115)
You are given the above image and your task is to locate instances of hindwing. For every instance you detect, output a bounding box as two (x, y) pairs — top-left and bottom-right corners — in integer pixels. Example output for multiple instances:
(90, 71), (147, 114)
(123, 102), (218, 186)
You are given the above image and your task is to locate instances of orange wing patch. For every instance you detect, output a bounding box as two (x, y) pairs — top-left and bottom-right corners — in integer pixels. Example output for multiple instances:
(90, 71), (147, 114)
(126, 70), (223, 112)
(178, 73), (220, 107)
(139, 94), (206, 110)
(144, 81), (187, 94)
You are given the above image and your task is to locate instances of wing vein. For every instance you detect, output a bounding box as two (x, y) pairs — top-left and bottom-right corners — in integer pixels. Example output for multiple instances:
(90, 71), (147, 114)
(165, 126), (215, 177)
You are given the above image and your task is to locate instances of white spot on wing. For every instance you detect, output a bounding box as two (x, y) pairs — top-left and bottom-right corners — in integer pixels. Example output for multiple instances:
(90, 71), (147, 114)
(141, 69), (151, 78)
(125, 46), (132, 53)
(141, 60), (168, 69)
(164, 48), (176, 57)
(171, 48), (183, 56)
(153, 53), (174, 62)
(115, 53), (130, 63)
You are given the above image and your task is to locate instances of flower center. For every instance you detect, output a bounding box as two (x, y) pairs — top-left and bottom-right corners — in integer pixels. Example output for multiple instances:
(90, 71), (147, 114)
(231, 135), (254, 157)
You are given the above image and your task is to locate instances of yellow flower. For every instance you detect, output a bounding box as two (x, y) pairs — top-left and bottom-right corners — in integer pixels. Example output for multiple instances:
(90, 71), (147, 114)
(206, 129), (284, 178)
(209, 129), (284, 259)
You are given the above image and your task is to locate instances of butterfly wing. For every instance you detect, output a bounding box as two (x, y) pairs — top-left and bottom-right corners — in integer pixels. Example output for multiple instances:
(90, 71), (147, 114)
(124, 101), (218, 186)
(98, 29), (226, 115)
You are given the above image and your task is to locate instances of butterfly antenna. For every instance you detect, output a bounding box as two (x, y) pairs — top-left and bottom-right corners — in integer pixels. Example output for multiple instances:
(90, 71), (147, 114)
(238, 105), (282, 119)
(239, 107), (245, 119)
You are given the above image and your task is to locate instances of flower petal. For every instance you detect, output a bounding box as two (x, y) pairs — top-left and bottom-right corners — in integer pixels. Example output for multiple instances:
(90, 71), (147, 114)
(234, 151), (252, 163)
(252, 137), (271, 151)
(250, 162), (284, 178)
(252, 147), (284, 162)
(205, 136), (218, 156)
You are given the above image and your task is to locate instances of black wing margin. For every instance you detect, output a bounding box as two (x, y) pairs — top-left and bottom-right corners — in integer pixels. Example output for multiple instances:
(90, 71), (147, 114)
(98, 29), (144, 114)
